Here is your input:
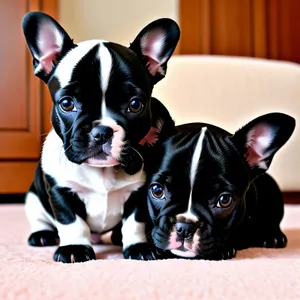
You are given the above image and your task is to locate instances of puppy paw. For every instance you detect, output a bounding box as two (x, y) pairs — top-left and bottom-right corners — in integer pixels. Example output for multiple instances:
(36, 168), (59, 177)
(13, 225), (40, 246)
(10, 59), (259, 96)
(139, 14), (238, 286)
(217, 247), (236, 260)
(28, 230), (59, 247)
(205, 247), (237, 261)
(223, 247), (236, 259)
(253, 231), (287, 248)
(53, 245), (96, 263)
(123, 243), (156, 260)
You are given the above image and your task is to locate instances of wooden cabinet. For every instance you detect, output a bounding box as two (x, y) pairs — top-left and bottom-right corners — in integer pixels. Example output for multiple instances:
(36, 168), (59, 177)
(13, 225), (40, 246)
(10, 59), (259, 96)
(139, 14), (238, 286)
(0, 0), (57, 194)
(179, 0), (300, 64)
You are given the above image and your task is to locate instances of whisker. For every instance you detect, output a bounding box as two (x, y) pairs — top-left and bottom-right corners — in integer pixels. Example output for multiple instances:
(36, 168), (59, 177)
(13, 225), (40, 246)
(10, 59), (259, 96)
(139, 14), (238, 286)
(60, 147), (66, 165)
(64, 143), (73, 153)
(128, 146), (144, 163)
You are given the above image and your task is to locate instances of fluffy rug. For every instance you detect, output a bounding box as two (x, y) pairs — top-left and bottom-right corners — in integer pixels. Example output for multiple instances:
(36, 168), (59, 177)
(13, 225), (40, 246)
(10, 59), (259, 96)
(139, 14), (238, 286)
(0, 204), (299, 299)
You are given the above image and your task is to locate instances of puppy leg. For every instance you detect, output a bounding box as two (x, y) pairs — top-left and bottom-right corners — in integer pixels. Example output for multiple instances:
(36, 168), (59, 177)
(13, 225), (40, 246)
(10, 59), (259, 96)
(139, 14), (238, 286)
(250, 174), (287, 248)
(25, 187), (59, 247)
(53, 215), (95, 263)
(44, 176), (95, 263)
(122, 188), (156, 260)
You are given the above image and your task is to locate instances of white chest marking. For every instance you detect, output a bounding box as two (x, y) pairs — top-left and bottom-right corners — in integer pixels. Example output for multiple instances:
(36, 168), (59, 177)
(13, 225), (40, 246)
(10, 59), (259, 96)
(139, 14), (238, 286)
(41, 130), (146, 232)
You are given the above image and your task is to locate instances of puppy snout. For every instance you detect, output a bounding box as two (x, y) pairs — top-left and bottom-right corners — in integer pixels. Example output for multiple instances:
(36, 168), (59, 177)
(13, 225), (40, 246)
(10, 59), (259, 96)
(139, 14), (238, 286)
(90, 125), (113, 144)
(175, 222), (196, 239)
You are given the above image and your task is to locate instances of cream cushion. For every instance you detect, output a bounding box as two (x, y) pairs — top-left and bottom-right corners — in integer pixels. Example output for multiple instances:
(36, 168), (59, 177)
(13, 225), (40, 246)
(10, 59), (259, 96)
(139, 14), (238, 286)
(152, 55), (300, 191)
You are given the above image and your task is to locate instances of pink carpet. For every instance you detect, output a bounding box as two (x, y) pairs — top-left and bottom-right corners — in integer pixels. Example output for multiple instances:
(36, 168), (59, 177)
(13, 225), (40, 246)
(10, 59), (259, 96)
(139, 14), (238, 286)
(0, 204), (299, 299)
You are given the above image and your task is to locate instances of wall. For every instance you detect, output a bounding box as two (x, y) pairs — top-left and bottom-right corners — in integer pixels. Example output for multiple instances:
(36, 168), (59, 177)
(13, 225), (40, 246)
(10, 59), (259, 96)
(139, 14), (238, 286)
(59, 0), (178, 45)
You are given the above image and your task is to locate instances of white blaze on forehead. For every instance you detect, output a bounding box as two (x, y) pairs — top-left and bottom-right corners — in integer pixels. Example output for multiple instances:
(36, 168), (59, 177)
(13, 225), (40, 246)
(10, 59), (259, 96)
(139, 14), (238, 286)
(98, 43), (113, 118)
(177, 127), (207, 221)
(190, 127), (207, 186)
(54, 40), (104, 87)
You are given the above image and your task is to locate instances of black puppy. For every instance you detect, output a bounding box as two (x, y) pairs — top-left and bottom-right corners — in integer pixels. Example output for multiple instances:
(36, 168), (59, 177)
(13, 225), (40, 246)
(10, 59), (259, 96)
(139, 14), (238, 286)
(143, 113), (295, 260)
(22, 12), (179, 263)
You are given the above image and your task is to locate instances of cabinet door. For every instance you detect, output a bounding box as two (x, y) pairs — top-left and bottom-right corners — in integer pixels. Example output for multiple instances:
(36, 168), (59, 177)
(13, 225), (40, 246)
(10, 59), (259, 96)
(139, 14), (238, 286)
(0, 0), (57, 194)
(179, 0), (263, 57)
(179, 0), (300, 64)
(0, 0), (41, 159)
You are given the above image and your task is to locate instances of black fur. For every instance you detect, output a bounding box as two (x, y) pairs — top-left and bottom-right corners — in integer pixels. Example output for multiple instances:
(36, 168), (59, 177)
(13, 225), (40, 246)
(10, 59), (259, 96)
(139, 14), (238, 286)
(139, 113), (295, 260)
(53, 245), (96, 263)
(28, 230), (59, 247)
(22, 12), (180, 263)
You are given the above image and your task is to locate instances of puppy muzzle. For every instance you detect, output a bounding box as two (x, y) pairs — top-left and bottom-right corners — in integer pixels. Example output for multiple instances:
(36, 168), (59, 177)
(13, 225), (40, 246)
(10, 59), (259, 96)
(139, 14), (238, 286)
(167, 222), (200, 258)
(85, 124), (123, 167)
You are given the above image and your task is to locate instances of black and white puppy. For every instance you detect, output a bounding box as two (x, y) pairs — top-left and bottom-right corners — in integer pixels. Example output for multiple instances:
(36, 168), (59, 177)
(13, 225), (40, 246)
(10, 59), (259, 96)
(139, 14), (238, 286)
(144, 113), (295, 260)
(22, 12), (179, 263)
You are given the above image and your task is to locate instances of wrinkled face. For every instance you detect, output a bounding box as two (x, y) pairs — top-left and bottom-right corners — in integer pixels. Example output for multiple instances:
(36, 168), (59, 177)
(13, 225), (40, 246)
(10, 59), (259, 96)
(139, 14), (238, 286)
(22, 12), (181, 168)
(148, 128), (251, 259)
(49, 41), (153, 166)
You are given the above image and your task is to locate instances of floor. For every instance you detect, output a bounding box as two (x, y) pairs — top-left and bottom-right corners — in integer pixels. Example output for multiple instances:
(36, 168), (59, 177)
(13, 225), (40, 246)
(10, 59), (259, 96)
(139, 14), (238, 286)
(0, 204), (299, 299)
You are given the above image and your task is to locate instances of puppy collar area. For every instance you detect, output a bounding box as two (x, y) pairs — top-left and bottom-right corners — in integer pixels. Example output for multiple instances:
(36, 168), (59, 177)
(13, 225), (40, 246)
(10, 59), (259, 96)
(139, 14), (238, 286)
(139, 126), (159, 146)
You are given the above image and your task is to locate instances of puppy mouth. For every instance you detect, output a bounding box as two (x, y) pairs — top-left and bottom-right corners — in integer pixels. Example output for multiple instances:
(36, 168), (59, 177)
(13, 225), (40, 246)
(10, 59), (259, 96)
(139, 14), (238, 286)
(168, 241), (197, 258)
(84, 140), (120, 167)
(170, 248), (197, 258)
(166, 228), (200, 258)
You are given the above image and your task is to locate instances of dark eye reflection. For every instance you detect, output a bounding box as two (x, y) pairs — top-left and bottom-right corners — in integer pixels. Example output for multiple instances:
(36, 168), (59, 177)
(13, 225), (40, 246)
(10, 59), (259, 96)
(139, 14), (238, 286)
(59, 96), (76, 112)
(128, 97), (144, 113)
(217, 193), (233, 208)
(150, 184), (165, 199)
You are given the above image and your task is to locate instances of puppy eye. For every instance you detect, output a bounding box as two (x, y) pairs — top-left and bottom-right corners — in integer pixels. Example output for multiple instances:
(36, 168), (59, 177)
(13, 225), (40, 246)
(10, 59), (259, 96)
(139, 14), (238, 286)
(217, 193), (233, 208)
(127, 97), (144, 113)
(59, 96), (77, 112)
(150, 184), (165, 199)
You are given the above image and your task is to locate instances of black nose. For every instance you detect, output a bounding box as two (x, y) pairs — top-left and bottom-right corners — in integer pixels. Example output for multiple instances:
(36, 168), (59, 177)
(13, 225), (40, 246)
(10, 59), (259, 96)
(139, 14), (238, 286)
(90, 125), (113, 144)
(175, 222), (196, 239)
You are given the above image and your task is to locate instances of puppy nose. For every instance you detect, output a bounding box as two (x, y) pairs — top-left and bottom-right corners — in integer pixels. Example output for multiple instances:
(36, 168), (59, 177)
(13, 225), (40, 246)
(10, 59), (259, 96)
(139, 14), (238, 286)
(175, 222), (196, 239)
(90, 125), (113, 144)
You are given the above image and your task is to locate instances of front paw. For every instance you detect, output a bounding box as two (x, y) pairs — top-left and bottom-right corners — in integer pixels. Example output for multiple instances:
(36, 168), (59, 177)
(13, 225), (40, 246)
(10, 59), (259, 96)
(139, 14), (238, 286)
(205, 247), (237, 261)
(123, 243), (156, 260)
(253, 231), (287, 248)
(53, 245), (96, 263)
(28, 230), (59, 247)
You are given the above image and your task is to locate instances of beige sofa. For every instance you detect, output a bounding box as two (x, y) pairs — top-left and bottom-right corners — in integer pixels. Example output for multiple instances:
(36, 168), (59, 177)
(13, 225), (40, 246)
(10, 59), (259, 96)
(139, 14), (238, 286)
(152, 55), (300, 191)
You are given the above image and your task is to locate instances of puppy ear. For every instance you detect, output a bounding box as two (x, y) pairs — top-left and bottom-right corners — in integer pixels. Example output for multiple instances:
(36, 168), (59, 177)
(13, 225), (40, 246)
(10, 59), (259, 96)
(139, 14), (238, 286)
(129, 18), (180, 84)
(22, 12), (76, 83)
(231, 113), (295, 174)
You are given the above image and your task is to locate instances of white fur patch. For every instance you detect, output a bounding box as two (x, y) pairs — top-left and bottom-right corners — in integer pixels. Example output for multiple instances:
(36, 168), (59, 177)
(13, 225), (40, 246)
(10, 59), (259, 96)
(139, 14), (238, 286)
(177, 128), (207, 221)
(122, 213), (146, 249)
(40, 130), (145, 236)
(98, 43), (113, 118)
(100, 117), (126, 159)
(54, 40), (104, 87)
(25, 191), (56, 233)
(170, 249), (197, 258)
(57, 215), (91, 246)
(190, 127), (207, 185)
